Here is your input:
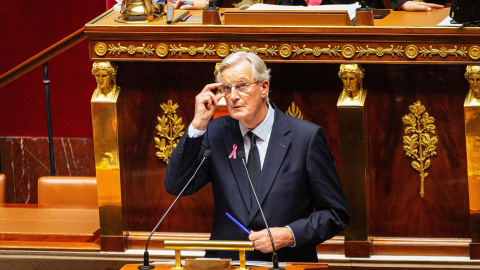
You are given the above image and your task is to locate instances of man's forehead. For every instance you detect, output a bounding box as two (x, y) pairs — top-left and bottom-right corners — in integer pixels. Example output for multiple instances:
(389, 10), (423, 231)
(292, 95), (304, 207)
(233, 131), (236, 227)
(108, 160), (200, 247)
(220, 61), (253, 82)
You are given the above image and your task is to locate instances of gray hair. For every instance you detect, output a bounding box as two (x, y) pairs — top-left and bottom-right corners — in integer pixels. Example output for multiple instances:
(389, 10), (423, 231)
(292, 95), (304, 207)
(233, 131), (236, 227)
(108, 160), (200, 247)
(215, 52), (271, 102)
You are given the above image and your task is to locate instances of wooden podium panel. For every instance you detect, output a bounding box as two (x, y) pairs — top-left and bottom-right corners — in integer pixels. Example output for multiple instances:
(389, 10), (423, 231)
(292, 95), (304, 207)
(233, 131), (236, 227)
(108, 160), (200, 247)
(224, 10), (352, 26)
(85, 7), (480, 260)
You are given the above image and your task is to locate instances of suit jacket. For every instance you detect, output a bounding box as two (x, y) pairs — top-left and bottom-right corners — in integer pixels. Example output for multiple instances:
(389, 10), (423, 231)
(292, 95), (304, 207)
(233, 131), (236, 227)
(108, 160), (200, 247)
(164, 103), (349, 262)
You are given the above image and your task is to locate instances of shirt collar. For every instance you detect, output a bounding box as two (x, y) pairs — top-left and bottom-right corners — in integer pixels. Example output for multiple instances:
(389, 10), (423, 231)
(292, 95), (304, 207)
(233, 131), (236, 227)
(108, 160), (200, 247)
(239, 103), (274, 140)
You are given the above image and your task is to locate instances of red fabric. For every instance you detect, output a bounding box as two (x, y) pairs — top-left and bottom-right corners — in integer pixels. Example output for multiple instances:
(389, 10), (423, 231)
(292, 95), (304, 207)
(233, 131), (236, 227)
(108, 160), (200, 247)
(0, 1), (105, 137)
(106, 0), (117, 9)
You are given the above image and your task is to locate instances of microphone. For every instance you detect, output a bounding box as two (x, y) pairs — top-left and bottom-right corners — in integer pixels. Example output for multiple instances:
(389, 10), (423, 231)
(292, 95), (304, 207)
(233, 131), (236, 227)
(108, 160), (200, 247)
(138, 149), (212, 270)
(237, 151), (285, 270)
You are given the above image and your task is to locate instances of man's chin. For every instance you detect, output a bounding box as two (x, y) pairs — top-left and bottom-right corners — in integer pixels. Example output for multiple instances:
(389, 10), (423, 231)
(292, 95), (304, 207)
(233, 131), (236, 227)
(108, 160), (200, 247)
(228, 111), (245, 121)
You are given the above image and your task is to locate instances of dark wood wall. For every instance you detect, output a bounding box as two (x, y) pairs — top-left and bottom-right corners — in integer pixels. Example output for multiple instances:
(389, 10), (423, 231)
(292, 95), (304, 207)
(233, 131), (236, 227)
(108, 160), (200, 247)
(116, 61), (470, 238)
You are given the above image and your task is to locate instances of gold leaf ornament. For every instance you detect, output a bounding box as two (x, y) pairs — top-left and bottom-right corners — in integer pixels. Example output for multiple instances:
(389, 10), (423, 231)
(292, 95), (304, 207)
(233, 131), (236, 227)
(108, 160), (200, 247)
(155, 100), (185, 164)
(286, 102), (303, 119)
(402, 100), (438, 199)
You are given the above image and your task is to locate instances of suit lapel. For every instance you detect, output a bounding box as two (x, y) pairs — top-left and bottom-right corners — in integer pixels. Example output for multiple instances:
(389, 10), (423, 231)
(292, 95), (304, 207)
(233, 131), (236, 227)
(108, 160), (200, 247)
(248, 108), (291, 223)
(223, 121), (252, 212)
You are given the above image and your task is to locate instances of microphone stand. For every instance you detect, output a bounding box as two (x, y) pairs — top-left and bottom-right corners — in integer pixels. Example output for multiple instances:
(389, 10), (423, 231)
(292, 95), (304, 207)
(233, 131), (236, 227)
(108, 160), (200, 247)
(138, 150), (212, 270)
(238, 151), (285, 270)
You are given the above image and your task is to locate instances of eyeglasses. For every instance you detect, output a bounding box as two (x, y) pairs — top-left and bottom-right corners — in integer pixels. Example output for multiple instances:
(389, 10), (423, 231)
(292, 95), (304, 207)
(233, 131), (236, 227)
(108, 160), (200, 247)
(220, 81), (258, 95)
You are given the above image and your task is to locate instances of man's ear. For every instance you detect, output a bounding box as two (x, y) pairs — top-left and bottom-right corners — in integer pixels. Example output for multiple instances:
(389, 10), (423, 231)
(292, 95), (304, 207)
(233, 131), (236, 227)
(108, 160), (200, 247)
(260, 80), (269, 98)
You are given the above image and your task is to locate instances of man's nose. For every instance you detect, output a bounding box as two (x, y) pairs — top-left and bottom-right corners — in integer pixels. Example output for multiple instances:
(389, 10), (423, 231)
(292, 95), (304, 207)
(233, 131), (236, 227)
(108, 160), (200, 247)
(230, 88), (240, 99)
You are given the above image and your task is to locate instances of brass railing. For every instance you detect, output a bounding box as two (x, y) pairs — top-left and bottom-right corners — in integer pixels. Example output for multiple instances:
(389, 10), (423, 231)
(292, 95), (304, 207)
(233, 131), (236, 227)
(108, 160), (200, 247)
(0, 27), (86, 89)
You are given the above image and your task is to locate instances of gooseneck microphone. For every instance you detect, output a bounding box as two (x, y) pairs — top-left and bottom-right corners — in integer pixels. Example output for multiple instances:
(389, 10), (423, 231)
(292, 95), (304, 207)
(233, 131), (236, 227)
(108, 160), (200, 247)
(138, 149), (212, 270)
(237, 151), (285, 270)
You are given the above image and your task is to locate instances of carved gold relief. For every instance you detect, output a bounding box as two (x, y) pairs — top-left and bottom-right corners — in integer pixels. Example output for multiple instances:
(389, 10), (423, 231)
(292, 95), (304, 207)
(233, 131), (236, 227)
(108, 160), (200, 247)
(230, 44), (278, 56)
(156, 43), (169, 58)
(356, 45), (404, 58)
(465, 65), (480, 105)
(214, 62), (221, 76)
(216, 43), (230, 58)
(405, 45), (419, 60)
(98, 42), (480, 62)
(155, 100), (185, 164)
(170, 44), (216, 56)
(108, 43), (154, 56)
(419, 46), (467, 58)
(402, 100), (438, 199)
(337, 64), (366, 106)
(292, 45), (341, 57)
(91, 61), (120, 101)
(469, 46), (480, 60)
(94, 42), (108, 57)
(279, 44), (293, 58)
(286, 102), (303, 119)
(341, 44), (355, 59)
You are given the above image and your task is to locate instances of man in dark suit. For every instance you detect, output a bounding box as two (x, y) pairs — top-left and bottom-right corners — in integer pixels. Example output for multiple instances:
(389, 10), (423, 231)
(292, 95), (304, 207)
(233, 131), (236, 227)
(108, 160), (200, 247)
(164, 52), (349, 262)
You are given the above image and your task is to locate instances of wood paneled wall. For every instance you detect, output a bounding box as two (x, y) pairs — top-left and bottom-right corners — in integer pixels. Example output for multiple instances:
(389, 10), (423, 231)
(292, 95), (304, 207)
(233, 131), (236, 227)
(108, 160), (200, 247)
(115, 61), (470, 239)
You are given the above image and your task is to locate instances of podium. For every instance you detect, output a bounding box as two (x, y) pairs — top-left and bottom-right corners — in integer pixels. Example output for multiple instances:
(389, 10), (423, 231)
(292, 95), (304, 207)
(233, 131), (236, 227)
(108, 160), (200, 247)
(85, 6), (480, 262)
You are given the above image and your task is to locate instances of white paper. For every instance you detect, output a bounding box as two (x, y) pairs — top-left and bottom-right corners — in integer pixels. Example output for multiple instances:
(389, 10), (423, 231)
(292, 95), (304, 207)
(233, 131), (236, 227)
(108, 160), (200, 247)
(246, 3), (360, 20)
(152, 260), (182, 265)
(437, 16), (463, 27)
(113, 0), (122, 11)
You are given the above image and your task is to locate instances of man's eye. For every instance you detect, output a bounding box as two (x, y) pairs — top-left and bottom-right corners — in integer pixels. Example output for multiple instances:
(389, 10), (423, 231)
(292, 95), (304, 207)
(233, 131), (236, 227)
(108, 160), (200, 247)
(238, 83), (248, 89)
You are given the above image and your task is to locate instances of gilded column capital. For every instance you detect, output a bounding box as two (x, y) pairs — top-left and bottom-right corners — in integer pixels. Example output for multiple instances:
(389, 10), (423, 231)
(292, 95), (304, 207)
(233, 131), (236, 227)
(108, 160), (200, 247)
(337, 64), (367, 106)
(465, 65), (480, 106)
(91, 61), (120, 102)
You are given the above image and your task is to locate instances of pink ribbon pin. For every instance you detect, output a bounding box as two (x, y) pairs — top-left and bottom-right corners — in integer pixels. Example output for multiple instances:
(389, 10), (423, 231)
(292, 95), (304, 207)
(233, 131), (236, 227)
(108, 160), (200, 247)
(229, 144), (238, 159)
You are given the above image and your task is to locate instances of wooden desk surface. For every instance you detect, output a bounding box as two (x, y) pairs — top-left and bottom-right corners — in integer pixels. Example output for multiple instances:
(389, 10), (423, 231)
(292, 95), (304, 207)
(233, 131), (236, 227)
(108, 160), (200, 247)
(94, 6), (451, 27)
(0, 205), (99, 241)
(374, 8), (450, 27)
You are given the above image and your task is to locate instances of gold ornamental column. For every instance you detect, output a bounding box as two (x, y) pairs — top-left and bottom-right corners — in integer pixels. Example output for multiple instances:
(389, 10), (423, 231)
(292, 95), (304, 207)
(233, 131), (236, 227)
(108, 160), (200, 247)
(464, 65), (480, 259)
(336, 64), (371, 258)
(91, 62), (125, 251)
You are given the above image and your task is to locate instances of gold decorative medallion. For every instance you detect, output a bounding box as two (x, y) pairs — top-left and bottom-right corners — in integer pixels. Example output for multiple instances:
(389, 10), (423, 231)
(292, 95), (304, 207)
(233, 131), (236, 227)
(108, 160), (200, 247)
(419, 46), (467, 58)
(405, 45), (419, 60)
(216, 43), (230, 58)
(286, 102), (303, 119)
(108, 43), (155, 56)
(279, 44), (293, 58)
(94, 42), (108, 57)
(156, 43), (169, 58)
(154, 100), (185, 164)
(469, 46), (480, 60)
(341, 44), (355, 59)
(402, 100), (438, 199)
